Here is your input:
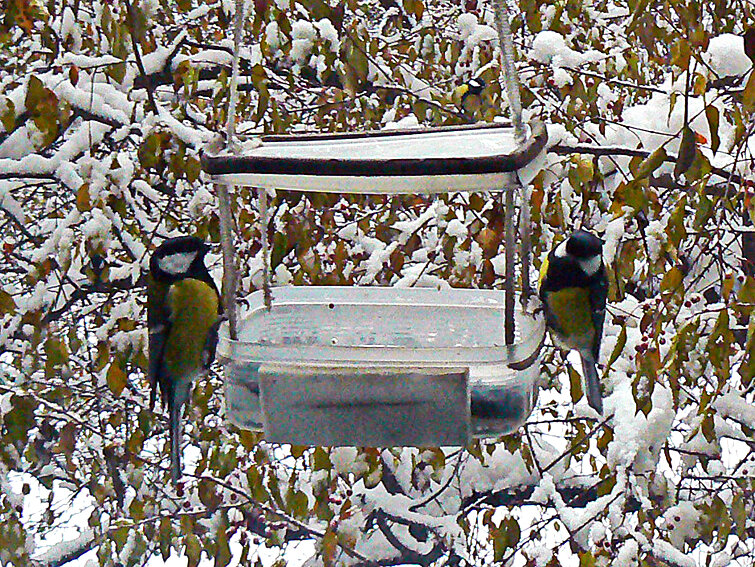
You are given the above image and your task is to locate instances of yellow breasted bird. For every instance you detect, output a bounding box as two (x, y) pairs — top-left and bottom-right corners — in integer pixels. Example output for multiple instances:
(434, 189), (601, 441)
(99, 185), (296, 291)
(148, 236), (222, 483)
(453, 78), (486, 121)
(539, 230), (607, 414)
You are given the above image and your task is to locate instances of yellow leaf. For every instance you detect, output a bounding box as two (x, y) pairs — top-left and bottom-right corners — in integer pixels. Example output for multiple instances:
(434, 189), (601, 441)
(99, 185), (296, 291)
(705, 105), (720, 154)
(742, 71), (755, 112)
(107, 362), (127, 396)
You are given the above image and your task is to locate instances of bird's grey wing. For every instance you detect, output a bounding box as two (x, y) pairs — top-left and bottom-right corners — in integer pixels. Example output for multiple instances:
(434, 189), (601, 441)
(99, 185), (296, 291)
(202, 316), (223, 369)
(589, 269), (608, 359)
(580, 351), (603, 414)
(147, 290), (171, 410)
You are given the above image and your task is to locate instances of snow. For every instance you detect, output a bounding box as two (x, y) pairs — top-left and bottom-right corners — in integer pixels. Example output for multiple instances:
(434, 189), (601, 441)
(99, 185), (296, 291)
(531, 31), (604, 69)
(58, 7), (82, 51)
(614, 540), (639, 566)
(445, 218), (468, 239)
(662, 501), (698, 549)
(602, 217), (624, 265)
(0, 126), (36, 159)
(54, 79), (131, 125)
(457, 13), (497, 45)
(265, 21), (282, 51)
(314, 19), (340, 52)
(652, 539), (696, 567)
(607, 380), (675, 472)
(713, 392), (755, 427)
(291, 20), (316, 64)
(704, 34), (752, 78)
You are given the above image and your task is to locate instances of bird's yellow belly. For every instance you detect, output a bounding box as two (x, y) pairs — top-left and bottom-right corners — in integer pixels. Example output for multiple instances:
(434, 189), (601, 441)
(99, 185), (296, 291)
(165, 279), (219, 380)
(545, 287), (595, 351)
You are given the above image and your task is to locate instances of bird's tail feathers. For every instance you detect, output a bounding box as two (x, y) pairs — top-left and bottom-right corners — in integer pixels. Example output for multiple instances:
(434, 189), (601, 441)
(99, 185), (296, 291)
(169, 402), (182, 485)
(580, 352), (603, 415)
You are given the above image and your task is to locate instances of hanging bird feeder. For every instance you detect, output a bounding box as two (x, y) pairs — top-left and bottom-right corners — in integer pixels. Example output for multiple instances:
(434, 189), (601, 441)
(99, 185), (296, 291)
(201, 0), (547, 446)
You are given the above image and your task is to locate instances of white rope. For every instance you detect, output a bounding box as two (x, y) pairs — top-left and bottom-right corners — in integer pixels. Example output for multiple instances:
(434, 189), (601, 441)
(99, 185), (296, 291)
(492, 0), (529, 352)
(226, 0), (246, 144)
(217, 0), (246, 340)
(493, 0), (526, 144)
(218, 183), (238, 340)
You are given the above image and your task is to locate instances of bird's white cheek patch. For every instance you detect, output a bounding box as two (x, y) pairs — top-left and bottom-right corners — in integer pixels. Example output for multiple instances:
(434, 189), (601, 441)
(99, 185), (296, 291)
(158, 251), (197, 275)
(554, 240), (569, 258)
(579, 256), (602, 276)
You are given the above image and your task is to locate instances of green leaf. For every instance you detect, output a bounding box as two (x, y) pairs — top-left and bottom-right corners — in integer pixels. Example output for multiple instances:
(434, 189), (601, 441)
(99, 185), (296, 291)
(287, 489), (309, 518)
(732, 493), (747, 537)
(693, 192), (713, 230)
(185, 533), (202, 567)
(185, 157), (201, 182)
(312, 447), (332, 470)
(0, 98), (15, 132)
(25, 76), (59, 147)
(634, 147), (667, 180)
(321, 530), (338, 567)
(568, 154), (594, 188)
(605, 325), (627, 371)
(45, 337), (69, 376)
(568, 365), (583, 405)
(742, 71), (755, 112)
(214, 517), (232, 567)
(660, 266), (683, 293)
(126, 428), (145, 455)
(199, 479), (223, 511)
(5, 395), (37, 444)
(159, 517), (172, 560)
(580, 551), (597, 567)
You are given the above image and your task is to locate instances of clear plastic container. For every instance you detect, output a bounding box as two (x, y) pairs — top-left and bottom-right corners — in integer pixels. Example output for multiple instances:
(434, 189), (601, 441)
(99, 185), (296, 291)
(220, 286), (544, 445)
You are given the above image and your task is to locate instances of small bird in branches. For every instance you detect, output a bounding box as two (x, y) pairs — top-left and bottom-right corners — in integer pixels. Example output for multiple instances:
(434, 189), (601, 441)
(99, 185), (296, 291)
(148, 236), (222, 484)
(453, 77), (487, 121)
(539, 230), (608, 414)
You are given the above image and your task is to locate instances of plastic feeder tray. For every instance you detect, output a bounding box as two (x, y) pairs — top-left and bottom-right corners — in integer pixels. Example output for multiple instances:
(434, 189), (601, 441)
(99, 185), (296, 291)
(220, 286), (543, 446)
(202, 122), (547, 194)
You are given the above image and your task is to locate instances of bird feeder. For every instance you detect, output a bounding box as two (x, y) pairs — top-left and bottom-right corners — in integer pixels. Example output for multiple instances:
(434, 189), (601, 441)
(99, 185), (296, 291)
(201, 0), (547, 446)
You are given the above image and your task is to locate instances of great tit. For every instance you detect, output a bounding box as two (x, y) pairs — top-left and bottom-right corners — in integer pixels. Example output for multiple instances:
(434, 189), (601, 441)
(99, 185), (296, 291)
(539, 230), (607, 414)
(452, 78), (486, 121)
(148, 236), (222, 483)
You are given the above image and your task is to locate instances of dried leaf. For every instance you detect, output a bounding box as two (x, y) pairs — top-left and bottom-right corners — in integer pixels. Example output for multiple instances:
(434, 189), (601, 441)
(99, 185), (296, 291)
(744, 27), (755, 64)
(0, 288), (16, 315)
(76, 184), (92, 212)
(674, 125), (696, 178)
